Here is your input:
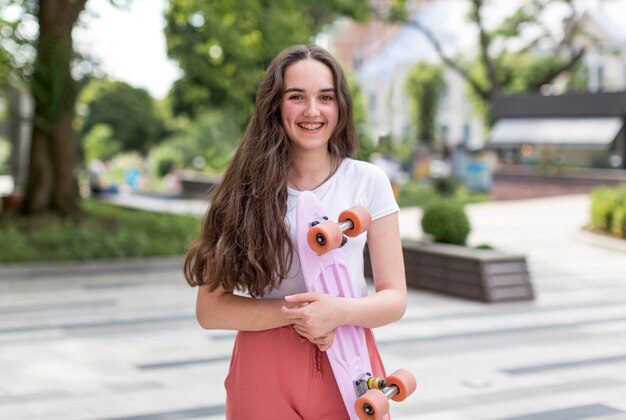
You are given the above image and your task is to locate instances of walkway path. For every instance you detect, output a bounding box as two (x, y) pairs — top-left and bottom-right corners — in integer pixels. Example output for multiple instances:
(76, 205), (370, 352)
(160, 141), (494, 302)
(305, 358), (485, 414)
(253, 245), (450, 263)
(1, 194), (626, 419)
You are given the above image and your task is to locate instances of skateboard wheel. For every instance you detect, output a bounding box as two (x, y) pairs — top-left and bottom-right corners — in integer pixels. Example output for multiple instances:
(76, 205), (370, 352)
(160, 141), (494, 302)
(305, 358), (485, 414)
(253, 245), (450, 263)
(386, 369), (417, 402)
(355, 389), (389, 419)
(339, 206), (372, 237)
(307, 220), (343, 255)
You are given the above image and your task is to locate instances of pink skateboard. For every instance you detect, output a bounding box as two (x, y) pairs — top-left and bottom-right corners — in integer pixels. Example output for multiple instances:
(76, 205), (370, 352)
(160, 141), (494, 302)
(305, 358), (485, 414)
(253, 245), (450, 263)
(296, 191), (417, 419)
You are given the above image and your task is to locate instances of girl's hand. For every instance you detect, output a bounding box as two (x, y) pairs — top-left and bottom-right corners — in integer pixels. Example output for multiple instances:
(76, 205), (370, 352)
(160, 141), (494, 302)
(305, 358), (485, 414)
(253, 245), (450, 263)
(294, 325), (335, 351)
(281, 292), (343, 340)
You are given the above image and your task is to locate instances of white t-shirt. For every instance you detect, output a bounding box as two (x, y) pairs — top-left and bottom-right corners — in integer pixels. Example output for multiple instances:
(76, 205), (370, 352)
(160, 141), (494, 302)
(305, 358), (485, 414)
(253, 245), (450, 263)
(262, 158), (400, 299)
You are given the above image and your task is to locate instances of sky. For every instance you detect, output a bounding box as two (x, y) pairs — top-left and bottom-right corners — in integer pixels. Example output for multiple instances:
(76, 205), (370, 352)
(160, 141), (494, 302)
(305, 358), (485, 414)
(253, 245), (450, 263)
(74, 0), (181, 100)
(73, 0), (626, 101)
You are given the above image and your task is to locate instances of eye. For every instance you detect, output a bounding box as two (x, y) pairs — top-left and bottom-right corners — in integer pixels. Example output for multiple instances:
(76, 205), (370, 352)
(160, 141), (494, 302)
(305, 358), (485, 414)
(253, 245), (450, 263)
(288, 94), (304, 101)
(320, 95), (335, 102)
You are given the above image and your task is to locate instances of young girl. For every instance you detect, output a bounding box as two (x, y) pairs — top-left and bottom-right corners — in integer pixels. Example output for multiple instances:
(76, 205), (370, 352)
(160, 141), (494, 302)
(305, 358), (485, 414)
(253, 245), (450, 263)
(183, 44), (407, 419)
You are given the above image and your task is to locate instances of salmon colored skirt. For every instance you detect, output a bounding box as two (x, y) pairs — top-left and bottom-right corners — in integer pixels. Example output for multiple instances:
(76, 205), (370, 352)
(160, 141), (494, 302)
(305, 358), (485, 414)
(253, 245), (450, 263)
(225, 325), (390, 420)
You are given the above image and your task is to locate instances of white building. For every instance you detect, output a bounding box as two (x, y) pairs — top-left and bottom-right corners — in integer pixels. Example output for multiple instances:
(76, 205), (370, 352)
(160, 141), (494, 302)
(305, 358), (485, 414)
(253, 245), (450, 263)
(576, 5), (626, 93)
(327, 0), (626, 155)
(328, 1), (484, 152)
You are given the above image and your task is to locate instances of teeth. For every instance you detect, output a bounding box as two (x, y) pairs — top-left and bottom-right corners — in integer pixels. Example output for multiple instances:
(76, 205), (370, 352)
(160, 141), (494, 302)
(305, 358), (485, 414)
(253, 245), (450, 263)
(298, 123), (323, 130)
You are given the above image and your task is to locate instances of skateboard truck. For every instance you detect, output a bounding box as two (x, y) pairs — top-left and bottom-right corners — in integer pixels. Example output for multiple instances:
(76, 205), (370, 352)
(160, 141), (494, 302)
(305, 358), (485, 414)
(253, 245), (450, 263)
(354, 372), (401, 414)
(354, 370), (417, 418)
(355, 372), (386, 396)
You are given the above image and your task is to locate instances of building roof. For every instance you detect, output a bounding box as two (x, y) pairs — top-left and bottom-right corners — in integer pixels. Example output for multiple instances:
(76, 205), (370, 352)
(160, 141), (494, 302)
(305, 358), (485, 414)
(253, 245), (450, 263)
(489, 91), (626, 148)
(491, 91), (626, 119)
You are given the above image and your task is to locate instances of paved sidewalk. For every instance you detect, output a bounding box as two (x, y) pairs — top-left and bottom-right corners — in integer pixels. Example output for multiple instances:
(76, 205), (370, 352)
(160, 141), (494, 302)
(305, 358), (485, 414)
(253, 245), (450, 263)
(1, 194), (626, 419)
(96, 193), (209, 217)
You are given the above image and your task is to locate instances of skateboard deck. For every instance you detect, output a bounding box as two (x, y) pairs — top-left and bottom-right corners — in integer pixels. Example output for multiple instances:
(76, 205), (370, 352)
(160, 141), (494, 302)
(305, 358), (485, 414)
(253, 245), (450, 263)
(296, 191), (416, 419)
(296, 191), (373, 419)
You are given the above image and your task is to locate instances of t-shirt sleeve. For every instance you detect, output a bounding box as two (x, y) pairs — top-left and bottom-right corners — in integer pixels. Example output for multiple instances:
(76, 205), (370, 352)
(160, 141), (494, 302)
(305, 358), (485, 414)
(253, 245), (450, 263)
(368, 164), (400, 221)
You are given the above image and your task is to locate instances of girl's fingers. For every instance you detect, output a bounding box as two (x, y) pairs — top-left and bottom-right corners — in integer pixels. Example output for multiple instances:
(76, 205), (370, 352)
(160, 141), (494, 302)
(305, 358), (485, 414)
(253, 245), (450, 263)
(285, 292), (322, 303)
(293, 325), (335, 350)
(281, 305), (304, 321)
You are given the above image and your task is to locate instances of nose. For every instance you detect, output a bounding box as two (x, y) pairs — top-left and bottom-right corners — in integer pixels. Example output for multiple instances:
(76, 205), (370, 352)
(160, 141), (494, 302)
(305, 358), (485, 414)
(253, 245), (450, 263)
(303, 99), (320, 118)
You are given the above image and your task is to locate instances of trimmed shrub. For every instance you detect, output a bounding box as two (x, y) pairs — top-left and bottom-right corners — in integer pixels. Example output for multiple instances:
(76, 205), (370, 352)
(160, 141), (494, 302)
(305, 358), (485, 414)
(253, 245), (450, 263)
(432, 176), (458, 197)
(590, 187), (619, 231)
(421, 202), (471, 245)
(611, 204), (626, 238)
(157, 157), (176, 177)
(590, 184), (626, 235)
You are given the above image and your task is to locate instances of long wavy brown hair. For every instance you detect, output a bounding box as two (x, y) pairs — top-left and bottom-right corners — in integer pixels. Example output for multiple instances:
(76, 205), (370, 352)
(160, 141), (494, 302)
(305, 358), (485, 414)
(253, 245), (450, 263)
(183, 45), (358, 297)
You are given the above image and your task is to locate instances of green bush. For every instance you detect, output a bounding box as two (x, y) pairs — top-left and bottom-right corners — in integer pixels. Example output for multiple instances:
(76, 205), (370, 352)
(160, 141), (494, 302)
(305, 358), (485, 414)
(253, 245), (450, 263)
(421, 202), (471, 245)
(149, 142), (184, 178)
(431, 176), (458, 197)
(590, 187), (619, 231)
(157, 157), (176, 177)
(590, 184), (626, 236)
(610, 203), (626, 238)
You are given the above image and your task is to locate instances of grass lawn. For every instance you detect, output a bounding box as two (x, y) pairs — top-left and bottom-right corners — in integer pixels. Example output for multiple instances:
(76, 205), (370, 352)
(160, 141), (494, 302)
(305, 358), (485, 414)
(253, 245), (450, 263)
(0, 200), (200, 264)
(397, 180), (491, 208)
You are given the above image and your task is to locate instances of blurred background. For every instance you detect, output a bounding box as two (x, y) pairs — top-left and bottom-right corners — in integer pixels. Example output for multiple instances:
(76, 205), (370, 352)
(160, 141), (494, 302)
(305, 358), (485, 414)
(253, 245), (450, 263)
(2, 0), (626, 227)
(1, 1), (626, 419)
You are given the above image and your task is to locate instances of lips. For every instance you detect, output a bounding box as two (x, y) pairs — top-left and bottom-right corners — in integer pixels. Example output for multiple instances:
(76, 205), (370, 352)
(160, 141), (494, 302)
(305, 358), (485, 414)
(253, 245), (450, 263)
(297, 122), (324, 131)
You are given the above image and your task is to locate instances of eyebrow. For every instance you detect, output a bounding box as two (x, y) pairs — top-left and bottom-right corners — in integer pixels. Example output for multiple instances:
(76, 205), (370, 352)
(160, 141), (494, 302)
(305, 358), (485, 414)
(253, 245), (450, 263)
(284, 88), (336, 94)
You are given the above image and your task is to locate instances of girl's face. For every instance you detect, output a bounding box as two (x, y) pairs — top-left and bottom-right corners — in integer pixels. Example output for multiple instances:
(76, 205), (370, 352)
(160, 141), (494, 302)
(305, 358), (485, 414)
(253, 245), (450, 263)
(280, 59), (339, 155)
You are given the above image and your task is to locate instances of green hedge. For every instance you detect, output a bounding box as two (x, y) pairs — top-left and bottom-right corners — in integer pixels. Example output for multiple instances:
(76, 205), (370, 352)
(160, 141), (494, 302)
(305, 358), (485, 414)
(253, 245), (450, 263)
(590, 183), (626, 238)
(0, 200), (200, 263)
(397, 180), (490, 208)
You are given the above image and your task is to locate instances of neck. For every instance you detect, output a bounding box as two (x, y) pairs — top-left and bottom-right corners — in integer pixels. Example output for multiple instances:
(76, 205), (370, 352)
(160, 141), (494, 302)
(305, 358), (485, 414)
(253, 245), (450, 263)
(289, 150), (337, 191)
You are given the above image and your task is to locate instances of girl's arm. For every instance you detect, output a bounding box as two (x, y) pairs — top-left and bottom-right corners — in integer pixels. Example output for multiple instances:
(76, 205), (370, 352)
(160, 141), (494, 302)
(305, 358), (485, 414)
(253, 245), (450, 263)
(196, 284), (336, 350)
(281, 212), (407, 337)
(196, 285), (293, 331)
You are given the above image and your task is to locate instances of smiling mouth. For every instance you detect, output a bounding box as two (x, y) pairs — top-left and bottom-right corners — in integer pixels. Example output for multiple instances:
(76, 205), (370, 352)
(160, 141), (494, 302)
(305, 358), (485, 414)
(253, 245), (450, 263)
(298, 122), (324, 131)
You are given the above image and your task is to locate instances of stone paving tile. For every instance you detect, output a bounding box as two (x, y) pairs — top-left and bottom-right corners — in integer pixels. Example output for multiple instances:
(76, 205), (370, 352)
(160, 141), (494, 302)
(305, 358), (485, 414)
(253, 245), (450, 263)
(496, 403), (624, 420)
(503, 355), (626, 375)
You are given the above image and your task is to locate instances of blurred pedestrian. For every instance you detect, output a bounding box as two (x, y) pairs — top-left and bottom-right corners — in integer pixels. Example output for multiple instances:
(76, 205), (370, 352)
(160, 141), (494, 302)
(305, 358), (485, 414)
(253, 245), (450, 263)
(87, 159), (118, 195)
(370, 152), (403, 199)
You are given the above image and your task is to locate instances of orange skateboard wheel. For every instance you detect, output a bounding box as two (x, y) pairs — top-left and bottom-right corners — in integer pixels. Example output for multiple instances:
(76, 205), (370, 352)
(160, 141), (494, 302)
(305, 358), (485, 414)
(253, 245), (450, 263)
(385, 369), (417, 402)
(355, 389), (389, 419)
(339, 206), (372, 237)
(307, 220), (343, 255)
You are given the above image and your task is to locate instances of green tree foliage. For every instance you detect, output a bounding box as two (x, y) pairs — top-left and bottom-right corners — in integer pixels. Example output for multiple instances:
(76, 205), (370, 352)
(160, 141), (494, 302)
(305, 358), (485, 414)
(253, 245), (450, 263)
(164, 0), (371, 126)
(80, 80), (165, 154)
(150, 109), (242, 174)
(82, 123), (120, 163)
(391, 0), (589, 125)
(347, 72), (376, 161)
(0, 32), (11, 86)
(0, 2), (34, 86)
(405, 61), (444, 146)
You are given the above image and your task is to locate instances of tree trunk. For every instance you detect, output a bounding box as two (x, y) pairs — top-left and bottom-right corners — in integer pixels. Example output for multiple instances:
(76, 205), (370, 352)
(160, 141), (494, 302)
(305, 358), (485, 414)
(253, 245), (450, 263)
(21, 0), (86, 216)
